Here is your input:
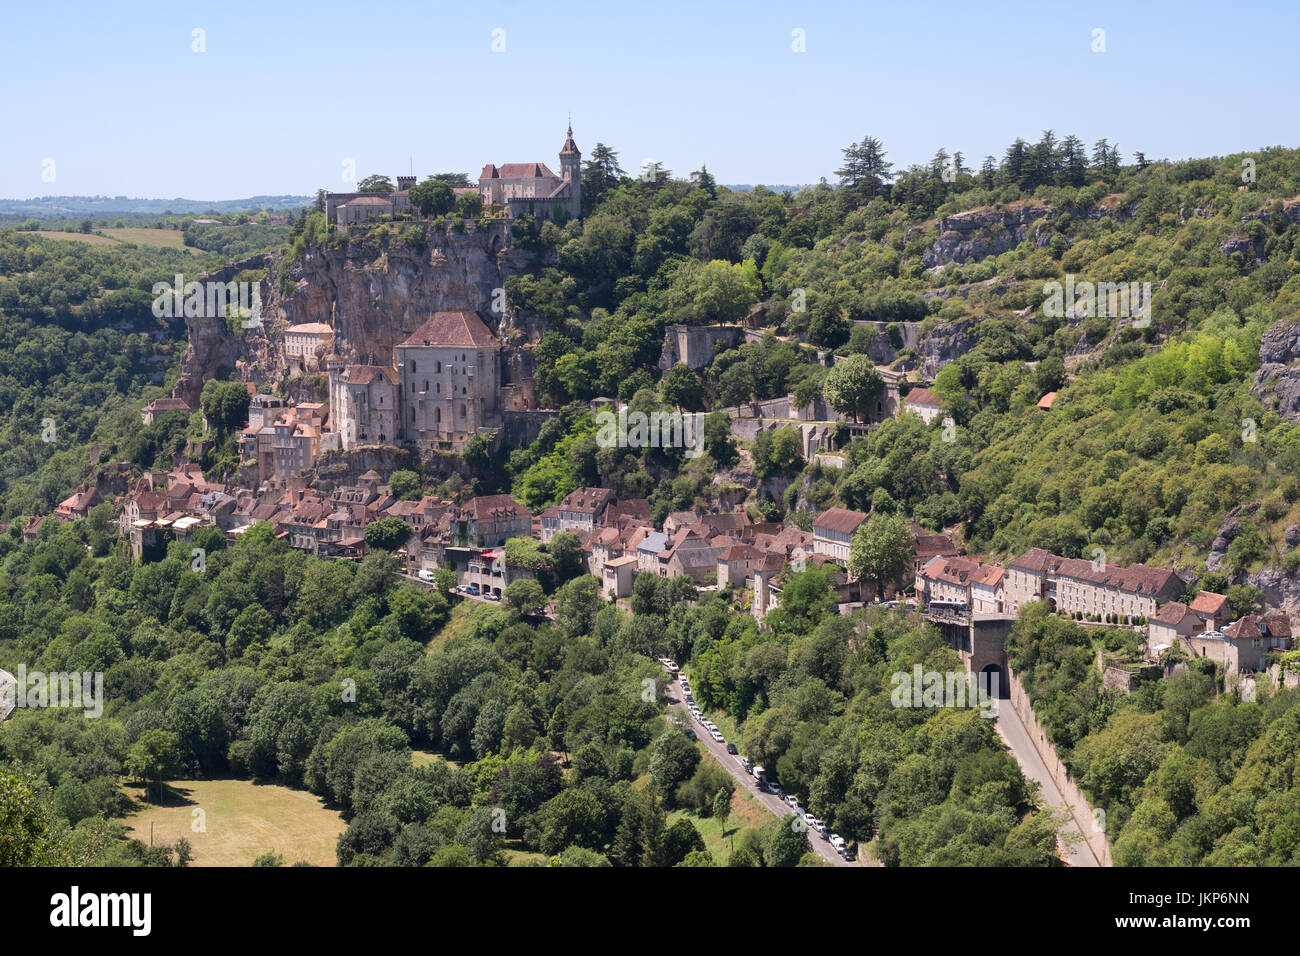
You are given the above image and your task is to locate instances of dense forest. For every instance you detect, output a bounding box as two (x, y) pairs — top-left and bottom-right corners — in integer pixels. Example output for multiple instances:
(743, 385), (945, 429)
(0, 518), (1058, 866)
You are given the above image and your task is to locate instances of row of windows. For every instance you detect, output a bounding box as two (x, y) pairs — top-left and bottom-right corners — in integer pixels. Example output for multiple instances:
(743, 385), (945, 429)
(409, 355), (469, 374)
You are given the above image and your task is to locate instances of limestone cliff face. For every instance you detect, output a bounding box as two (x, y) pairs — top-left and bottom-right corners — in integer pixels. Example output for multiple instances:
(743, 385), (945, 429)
(175, 221), (544, 407)
(277, 221), (516, 366)
(1252, 316), (1300, 423)
(918, 200), (1138, 270)
(173, 254), (272, 408)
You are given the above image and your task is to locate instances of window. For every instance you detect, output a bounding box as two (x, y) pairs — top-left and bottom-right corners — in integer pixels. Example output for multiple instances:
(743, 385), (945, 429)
(436, 361), (441, 373)
(411, 361), (417, 373)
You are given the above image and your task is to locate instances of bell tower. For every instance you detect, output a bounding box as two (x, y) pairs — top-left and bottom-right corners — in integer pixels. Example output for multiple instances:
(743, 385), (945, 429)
(559, 121), (581, 218)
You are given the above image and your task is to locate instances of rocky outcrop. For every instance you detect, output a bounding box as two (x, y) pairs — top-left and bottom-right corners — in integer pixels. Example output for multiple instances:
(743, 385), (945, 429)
(922, 205), (1053, 268)
(1206, 502), (1261, 573)
(1252, 317), (1300, 423)
(920, 200), (1138, 269)
(1241, 197), (1300, 226)
(917, 317), (979, 379)
(173, 254), (272, 408)
(1245, 565), (1300, 623)
(174, 220), (543, 406)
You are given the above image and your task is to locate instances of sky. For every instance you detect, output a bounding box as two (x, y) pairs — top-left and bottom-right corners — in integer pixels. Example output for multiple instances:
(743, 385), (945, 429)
(1, 0), (1296, 200)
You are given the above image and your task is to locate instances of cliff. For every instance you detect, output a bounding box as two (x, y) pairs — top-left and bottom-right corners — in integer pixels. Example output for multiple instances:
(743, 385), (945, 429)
(174, 220), (543, 408)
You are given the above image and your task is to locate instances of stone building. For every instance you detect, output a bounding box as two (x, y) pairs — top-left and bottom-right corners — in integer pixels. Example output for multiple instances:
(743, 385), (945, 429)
(478, 126), (582, 220)
(393, 311), (501, 446)
(812, 507), (869, 565)
(329, 363), (400, 450)
(284, 322), (334, 373)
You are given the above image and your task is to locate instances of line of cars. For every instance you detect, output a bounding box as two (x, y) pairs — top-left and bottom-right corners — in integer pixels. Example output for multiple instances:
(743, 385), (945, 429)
(660, 657), (855, 863)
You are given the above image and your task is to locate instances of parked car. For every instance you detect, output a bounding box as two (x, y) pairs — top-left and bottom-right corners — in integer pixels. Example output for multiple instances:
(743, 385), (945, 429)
(684, 729), (697, 740)
(740, 758), (753, 773)
(466, 584), (480, 595)
(725, 743), (738, 755)
(811, 819), (827, 838)
(417, 569), (435, 582)
(784, 795), (799, 809)
(829, 834), (845, 849)
(710, 730), (724, 743)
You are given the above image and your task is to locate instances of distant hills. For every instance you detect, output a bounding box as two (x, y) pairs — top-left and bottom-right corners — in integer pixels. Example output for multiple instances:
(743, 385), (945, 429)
(722, 184), (819, 194)
(0, 195), (313, 216)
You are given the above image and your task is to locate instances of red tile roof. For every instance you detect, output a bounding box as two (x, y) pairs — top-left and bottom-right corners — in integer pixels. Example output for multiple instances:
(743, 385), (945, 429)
(396, 311), (497, 349)
(1190, 591), (1228, 616)
(814, 507), (869, 536)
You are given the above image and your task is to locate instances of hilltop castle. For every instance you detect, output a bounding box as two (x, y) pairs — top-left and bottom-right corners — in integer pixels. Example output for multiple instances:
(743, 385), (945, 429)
(325, 125), (582, 224)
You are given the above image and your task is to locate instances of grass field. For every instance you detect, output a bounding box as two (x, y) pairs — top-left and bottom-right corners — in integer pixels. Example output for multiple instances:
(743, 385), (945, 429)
(29, 227), (190, 249)
(430, 598), (491, 654)
(101, 227), (190, 248)
(117, 778), (346, 867)
(32, 230), (118, 245)
(411, 749), (460, 768)
(669, 785), (771, 864)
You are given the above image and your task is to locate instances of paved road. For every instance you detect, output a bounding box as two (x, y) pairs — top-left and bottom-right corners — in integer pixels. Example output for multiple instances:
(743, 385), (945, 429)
(994, 698), (1101, 867)
(667, 672), (859, 868)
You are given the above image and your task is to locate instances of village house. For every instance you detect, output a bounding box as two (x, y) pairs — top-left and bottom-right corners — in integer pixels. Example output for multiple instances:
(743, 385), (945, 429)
(55, 487), (103, 522)
(447, 495), (531, 548)
(970, 564), (1006, 614)
(1185, 614), (1293, 678)
(916, 554), (982, 606)
(1004, 547), (1184, 621)
(284, 322), (335, 373)
(812, 507), (869, 565)
(901, 386), (943, 425)
(141, 397), (193, 426)
(717, 543), (762, 589)
(601, 554), (639, 599)
(551, 487), (617, 540)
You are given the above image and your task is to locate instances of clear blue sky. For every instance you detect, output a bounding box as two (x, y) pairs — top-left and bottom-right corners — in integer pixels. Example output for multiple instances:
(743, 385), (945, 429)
(1, 0), (1295, 199)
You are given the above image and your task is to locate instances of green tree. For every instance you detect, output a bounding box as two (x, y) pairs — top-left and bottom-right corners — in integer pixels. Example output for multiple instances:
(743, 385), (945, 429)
(767, 816), (810, 867)
(823, 355), (884, 422)
(409, 179), (455, 217)
(364, 517), (413, 553)
(357, 174), (395, 194)
(200, 380), (251, 434)
(504, 578), (546, 617)
(126, 729), (181, 802)
(848, 511), (913, 595)
(649, 730), (700, 798)
(388, 469), (421, 500)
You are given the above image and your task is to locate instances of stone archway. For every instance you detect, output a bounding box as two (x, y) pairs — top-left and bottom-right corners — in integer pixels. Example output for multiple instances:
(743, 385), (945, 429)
(981, 663), (1010, 699)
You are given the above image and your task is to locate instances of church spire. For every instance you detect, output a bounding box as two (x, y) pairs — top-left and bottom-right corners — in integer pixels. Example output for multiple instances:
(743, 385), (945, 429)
(561, 118), (579, 156)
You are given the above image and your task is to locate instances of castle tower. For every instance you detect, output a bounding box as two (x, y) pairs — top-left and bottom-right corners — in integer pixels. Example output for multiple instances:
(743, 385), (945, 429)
(559, 123), (581, 218)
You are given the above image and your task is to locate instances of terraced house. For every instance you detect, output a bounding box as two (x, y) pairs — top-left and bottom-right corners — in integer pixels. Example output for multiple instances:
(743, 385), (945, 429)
(1005, 547), (1183, 621)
